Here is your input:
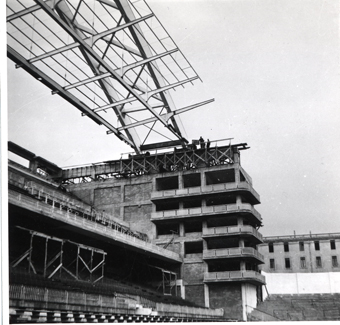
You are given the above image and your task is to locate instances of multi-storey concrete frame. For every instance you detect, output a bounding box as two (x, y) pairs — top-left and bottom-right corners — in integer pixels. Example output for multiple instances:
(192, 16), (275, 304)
(7, 0), (213, 153)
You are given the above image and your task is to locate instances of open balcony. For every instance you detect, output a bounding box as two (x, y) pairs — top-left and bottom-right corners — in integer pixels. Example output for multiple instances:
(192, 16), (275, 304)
(204, 270), (265, 285)
(151, 182), (260, 205)
(203, 225), (263, 243)
(203, 247), (264, 263)
(151, 203), (261, 224)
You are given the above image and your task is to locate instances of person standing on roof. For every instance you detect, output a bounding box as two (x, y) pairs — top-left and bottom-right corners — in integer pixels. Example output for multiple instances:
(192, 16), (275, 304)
(199, 136), (205, 149)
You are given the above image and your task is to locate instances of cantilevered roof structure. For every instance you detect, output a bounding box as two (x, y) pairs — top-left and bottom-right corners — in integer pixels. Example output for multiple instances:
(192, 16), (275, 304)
(7, 0), (214, 153)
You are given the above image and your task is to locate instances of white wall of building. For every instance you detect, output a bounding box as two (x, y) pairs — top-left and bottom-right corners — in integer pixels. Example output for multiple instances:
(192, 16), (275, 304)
(262, 271), (340, 300)
(242, 283), (257, 320)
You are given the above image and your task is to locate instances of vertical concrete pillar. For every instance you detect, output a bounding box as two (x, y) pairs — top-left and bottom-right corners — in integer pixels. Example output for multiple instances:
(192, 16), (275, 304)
(237, 217), (243, 226)
(178, 173), (183, 189)
(233, 149), (240, 164)
(181, 281), (186, 300)
(201, 171), (206, 187)
(152, 177), (157, 191)
(236, 195), (242, 207)
(179, 222), (185, 237)
(235, 166), (240, 184)
(202, 239), (208, 251)
(241, 283), (247, 321)
(204, 283), (210, 308)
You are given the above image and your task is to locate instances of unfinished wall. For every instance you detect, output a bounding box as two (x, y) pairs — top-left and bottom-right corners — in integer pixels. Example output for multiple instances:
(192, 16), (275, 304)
(185, 284), (205, 307)
(94, 186), (121, 218)
(209, 282), (243, 320)
(124, 204), (155, 239)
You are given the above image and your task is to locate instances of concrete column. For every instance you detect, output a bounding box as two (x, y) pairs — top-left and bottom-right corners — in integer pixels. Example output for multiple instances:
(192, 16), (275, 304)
(179, 222), (185, 237)
(233, 149), (240, 164)
(204, 284), (210, 308)
(241, 283), (247, 321)
(178, 173), (183, 189)
(152, 177), (157, 191)
(201, 171), (206, 186)
(240, 261), (246, 271)
(236, 195), (242, 207)
(239, 238), (245, 248)
(235, 166), (240, 184)
(237, 217), (243, 226)
(202, 239), (208, 251)
(180, 242), (185, 258)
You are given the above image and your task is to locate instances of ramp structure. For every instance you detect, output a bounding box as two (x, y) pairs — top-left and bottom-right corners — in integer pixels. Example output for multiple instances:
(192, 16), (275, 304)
(7, 0), (213, 153)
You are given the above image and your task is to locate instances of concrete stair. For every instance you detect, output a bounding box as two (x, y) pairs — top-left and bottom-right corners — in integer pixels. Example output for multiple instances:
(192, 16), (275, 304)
(248, 293), (340, 321)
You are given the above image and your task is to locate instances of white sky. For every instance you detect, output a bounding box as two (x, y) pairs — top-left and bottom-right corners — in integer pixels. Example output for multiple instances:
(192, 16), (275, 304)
(6, 0), (340, 236)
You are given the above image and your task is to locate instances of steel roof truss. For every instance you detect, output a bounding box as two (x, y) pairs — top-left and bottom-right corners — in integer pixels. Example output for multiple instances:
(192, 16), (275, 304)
(93, 76), (198, 113)
(35, 0), (181, 139)
(116, 99), (215, 132)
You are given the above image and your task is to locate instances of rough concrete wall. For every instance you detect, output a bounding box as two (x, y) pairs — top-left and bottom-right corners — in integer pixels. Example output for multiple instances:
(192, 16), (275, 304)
(209, 282), (242, 320)
(124, 204), (155, 239)
(69, 188), (93, 206)
(183, 262), (204, 283)
(124, 183), (152, 202)
(94, 187), (121, 219)
(185, 284), (205, 307)
(9, 171), (25, 186)
(156, 242), (182, 255)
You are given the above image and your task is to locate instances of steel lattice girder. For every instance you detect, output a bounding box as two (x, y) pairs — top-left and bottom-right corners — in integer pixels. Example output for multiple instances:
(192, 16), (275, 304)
(7, 0), (214, 153)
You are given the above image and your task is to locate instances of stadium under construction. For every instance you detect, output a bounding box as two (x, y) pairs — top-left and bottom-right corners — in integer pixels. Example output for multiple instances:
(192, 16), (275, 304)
(7, 0), (265, 322)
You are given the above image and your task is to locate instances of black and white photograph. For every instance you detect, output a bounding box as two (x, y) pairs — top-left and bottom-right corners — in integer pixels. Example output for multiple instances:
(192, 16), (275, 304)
(3, 0), (340, 322)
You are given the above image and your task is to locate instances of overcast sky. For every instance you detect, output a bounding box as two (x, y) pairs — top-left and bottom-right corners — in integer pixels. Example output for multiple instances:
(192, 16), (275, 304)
(6, 0), (340, 236)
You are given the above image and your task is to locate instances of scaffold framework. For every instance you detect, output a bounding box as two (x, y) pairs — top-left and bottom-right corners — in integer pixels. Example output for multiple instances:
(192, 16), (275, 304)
(7, 0), (214, 153)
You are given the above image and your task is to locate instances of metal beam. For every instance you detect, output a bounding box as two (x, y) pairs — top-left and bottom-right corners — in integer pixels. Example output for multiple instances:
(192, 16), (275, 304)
(114, 0), (186, 138)
(118, 48), (178, 76)
(96, 0), (119, 9)
(94, 76), (198, 113)
(28, 14), (153, 64)
(64, 72), (112, 90)
(7, 4), (41, 22)
(116, 98), (214, 132)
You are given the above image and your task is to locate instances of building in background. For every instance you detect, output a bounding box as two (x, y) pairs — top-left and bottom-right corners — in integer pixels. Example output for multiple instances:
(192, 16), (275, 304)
(258, 233), (340, 273)
(258, 233), (340, 297)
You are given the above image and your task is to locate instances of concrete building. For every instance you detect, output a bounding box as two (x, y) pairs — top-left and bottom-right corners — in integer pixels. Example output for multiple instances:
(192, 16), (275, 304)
(258, 233), (340, 273)
(8, 140), (264, 321)
(257, 233), (340, 298)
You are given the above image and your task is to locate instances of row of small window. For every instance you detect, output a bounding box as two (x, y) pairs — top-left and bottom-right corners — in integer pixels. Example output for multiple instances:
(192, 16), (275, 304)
(269, 256), (339, 270)
(268, 240), (336, 253)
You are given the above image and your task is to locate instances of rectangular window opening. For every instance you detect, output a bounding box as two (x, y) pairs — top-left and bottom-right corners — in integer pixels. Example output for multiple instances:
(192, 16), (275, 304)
(284, 242), (289, 252)
(331, 240), (336, 250)
(314, 241), (320, 251)
(268, 243), (274, 253)
(300, 257), (306, 269)
(269, 258), (275, 269)
(299, 242), (304, 251)
(316, 256), (322, 268)
(285, 258), (291, 269)
(332, 256), (338, 267)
